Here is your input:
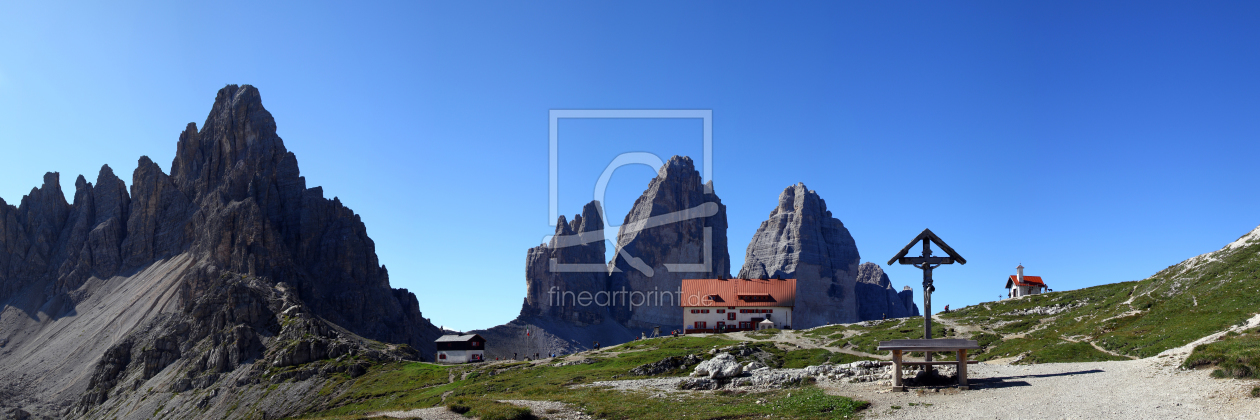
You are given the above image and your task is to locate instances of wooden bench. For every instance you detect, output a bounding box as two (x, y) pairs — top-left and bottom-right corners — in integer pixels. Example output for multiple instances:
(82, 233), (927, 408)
(877, 339), (981, 391)
(899, 361), (979, 366)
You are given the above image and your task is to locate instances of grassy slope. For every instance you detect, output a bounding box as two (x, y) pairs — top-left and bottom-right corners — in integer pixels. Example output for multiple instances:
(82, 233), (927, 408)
(295, 335), (868, 419)
(1183, 327), (1260, 379)
(940, 231), (1260, 364)
(802, 317), (959, 360)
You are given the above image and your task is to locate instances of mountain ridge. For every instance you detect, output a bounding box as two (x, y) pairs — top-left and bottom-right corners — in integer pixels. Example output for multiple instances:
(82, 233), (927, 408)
(0, 85), (441, 418)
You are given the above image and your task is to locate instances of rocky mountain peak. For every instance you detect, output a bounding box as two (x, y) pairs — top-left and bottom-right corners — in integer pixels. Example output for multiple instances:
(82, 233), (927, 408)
(738, 183), (859, 327)
(608, 155), (730, 328)
(856, 262), (892, 288)
(522, 200), (609, 324)
(0, 85), (443, 418)
(854, 262), (919, 320)
(171, 84), (292, 202)
(740, 183), (857, 280)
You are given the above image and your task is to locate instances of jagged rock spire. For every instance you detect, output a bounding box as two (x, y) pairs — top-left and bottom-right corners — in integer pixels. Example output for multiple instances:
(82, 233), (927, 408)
(738, 183), (860, 327)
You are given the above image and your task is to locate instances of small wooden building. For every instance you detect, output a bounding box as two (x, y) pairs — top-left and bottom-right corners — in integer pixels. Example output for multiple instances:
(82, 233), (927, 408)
(435, 334), (485, 364)
(1006, 264), (1048, 298)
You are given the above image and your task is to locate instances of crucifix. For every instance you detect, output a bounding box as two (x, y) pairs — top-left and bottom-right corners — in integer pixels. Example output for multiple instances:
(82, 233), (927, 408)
(887, 228), (966, 363)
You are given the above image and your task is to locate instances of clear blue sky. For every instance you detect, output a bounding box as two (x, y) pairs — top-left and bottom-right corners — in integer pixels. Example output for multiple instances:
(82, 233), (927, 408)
(2, 2), (1258, 331)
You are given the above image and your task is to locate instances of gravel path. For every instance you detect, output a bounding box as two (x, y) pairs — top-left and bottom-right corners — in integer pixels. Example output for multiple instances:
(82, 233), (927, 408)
(369, 399), (589, 420)
(831, 315), (1260, 419)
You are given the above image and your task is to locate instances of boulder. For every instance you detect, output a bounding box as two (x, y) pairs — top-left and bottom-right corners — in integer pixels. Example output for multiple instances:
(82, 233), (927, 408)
(691, 353), (743, 379)
(676, 377), (719, 390)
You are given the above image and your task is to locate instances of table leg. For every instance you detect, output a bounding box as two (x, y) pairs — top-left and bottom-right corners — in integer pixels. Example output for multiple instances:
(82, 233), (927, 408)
(892, 350), (904, 391)
(957, 349), (968, 390)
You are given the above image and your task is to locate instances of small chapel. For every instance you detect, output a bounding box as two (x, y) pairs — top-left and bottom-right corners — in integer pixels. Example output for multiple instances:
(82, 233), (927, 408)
(1005, 264), (1048, 298)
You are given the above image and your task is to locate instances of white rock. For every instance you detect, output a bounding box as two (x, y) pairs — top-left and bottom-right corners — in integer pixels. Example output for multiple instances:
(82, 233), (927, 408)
(692, 353), (743, 379)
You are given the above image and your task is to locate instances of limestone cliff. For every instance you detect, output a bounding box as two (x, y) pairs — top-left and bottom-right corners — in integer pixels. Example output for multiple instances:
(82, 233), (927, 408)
(855, 262), (919, 320)
(520, 201), (610, 325)
(607, 156), (731, 329)
(737, 183), (860, 328)
(475, 201), (635, 359)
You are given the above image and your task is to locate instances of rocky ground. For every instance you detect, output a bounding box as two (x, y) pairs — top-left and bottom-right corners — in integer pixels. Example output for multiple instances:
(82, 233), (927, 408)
(369, 400), (592, 420)
(840, 314), (1260, 419)
(556, 316), (1260, 420)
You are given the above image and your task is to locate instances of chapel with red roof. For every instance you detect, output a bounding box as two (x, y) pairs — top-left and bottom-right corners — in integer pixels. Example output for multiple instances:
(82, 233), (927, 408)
(1006, 264), (1049, 298)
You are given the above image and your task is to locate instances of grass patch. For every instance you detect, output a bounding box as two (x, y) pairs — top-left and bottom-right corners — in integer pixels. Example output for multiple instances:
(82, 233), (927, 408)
(971, 332), (1003, 349)
(837, 318), (948, 354)
(746, 328), (782, 339)
(1183, 330), (1260, 378)
(978, 333), (1129, 364)
(802, 324), (849, 339)
(780, 348), (875, 368)
(446, 397), (536, 420)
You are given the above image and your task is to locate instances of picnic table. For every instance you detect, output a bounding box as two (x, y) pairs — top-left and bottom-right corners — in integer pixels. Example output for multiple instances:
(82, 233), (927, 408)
(877, 339), (981, 391)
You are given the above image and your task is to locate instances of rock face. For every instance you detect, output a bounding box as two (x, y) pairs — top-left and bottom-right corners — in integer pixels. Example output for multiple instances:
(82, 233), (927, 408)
(473, 200), (637, 360)
(520, 201), (610, 325)
(855, 262), (919, 320)
(74, 276), (416, 419)
(0, 85), (441, 418)
(899, 286), (919, 316)
(737, 183), (860, 328)
(478, 156), (729, 356)
(608, 156), (731, 329)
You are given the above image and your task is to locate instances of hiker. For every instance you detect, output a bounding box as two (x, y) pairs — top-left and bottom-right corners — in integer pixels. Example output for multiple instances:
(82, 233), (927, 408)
(944, 305), (950, 313)
(535, 353), (539, 360)
(882, 313), (886, 320)
(514, 352), (517, 360)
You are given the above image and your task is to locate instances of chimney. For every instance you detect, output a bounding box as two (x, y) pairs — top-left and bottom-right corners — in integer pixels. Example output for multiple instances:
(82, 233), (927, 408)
(1017, 263), (1024, 283)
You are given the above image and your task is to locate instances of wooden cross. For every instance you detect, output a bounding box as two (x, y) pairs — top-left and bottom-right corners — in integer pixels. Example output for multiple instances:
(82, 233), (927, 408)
(887, 228), (966, 363)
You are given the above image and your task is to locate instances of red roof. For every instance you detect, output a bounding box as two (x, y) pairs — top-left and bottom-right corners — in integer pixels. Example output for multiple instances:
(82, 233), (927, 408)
(681, 278), (796, 307)
(1007, 275), (1047, 288)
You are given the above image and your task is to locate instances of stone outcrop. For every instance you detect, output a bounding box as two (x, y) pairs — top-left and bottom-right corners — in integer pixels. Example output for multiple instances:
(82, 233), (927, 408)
(608, 156), (731, 329)
(899, 286), (918, 316)
(631, 354), (702, 376)
(74, 275), (416, 417)
(520, 201), (610, 325)
(737, 183), (860, 328)
(0, 85), (441, 418)
(855, 262), (919, 319)
(691, 353), (743, 379)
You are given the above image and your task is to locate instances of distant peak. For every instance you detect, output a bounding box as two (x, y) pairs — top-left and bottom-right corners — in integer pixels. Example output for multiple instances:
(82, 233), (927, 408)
(98, 164), (116, 179)
(42, 172), (60, 188)
(658, 155), (696, 177)
(215, 84), (262, 108)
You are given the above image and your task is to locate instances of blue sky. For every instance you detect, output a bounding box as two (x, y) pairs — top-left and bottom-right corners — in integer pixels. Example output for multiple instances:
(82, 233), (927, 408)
(2, 2), (1258, 331)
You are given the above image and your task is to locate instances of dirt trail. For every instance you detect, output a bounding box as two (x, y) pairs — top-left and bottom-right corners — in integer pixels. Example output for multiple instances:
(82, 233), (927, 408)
(1061, 335), (1137, 360)
(832, 314), (1260, 420)
(724, 329), (892, 360)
